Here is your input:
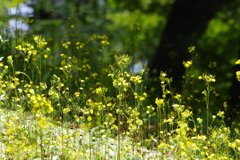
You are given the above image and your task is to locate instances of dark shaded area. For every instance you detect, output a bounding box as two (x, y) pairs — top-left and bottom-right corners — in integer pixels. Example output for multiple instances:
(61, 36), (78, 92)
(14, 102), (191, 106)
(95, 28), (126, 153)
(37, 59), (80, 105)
(150, 0), (232, 91)
(228, 54), (240, 122)
(27, 1), (60, 20)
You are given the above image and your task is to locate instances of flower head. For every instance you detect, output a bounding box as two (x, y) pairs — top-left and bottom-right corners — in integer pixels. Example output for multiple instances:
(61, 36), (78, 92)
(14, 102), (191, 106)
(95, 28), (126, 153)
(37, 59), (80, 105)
(236, 59), (240, 65)
(183, 60), (192, 68)
(236, 71), (240, 81)
(198, 73), (216, 83)
(155, 98), (164, 107)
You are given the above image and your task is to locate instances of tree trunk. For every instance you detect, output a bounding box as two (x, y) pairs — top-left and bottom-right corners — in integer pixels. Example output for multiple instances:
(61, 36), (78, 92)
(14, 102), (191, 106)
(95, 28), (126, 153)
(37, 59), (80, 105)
(228, 51), (240, 123)
(150, 0), (232, 90)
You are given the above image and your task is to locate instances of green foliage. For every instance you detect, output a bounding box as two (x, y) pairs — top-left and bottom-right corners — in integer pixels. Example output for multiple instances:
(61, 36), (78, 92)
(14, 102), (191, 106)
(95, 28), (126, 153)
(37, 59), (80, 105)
(0, 0), (28, 9)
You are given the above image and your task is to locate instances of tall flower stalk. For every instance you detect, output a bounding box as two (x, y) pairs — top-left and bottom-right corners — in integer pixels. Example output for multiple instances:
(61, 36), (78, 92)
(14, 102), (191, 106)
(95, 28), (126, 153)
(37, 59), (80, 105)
(198, 73), (216, 135)
(108, 54), (132, 160)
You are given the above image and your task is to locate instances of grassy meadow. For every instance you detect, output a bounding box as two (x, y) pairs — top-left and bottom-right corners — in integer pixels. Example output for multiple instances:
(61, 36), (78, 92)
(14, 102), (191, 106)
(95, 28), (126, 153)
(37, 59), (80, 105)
(0, 14), (240, 160)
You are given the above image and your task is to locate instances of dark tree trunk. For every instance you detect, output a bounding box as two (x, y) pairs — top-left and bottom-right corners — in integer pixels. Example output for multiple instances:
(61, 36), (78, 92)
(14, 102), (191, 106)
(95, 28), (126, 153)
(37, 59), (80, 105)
(150, 0), (232, 90)
(228, 51), (240, 122)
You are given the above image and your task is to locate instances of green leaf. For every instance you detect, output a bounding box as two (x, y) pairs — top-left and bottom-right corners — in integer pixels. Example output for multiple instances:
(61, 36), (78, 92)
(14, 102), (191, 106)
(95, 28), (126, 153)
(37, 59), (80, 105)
(42, 71), (51, 82)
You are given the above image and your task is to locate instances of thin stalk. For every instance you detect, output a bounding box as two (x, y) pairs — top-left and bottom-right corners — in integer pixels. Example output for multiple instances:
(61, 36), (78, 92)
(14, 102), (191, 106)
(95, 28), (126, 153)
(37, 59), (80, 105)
(205, 84), (210, 136)
(117, 97), (121, 160)
(131, 135), (135, 159)
(39, 56), (42, 83)
(40, 127), (44, 160)
(157, 107), (161, 139)
(16, 71), (32, 82)
(101, 50), (104, 86)
(89, 130), (92, 160)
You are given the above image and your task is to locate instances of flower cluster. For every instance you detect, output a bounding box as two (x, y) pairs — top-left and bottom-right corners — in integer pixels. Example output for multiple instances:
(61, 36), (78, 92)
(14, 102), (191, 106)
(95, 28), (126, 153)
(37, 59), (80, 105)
(33, 35), (48, 49)
(130, 75), (143, 83)
(112, 77), (130, 91)
(108, 55), (132, 92)
(62, 41), (71, 49)
(183, 60), (192, 68)
(15, 43), (36, 62)
(198, 73), (216, 83)
(75, 41), (85, 49)
(127, 107), (143, 133)
(188, 45), (195, 53)
(28, 93), (54, 114)
(235, 59), (240, 81)
(155, 98), (164, 107)
(95, 87), (108, 96)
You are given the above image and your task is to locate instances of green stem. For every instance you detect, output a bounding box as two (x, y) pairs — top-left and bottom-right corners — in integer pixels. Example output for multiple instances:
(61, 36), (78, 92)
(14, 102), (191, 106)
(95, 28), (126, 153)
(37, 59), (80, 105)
(157, 107), (160, 139)
(117, 96), (121, 160)
(89, 130), (92, 160)
(16, 71), (32, 82)
(206, 84), (210, 136)
(39, 56), (42, 83)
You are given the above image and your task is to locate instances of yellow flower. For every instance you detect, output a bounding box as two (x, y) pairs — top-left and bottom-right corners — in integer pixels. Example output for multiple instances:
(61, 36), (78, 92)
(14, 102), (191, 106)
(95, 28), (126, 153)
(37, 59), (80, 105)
(63, 108), (71, 114)
(87, 116), (92, 121)
(183, 60), (192, 68)
(155, 98), (164, 107)
(236, 71), (240, 81)
(33, 35), (39, 42)
(29, 88), (35, 94)
(188, 45), (195, 53)
(38, 117), (47, 128)
(106, 102), (112, 107)
(62, 41), (71, 49)
(101, 40), (109, 45)
(197, 117), (202, 124)
(217, 111), (225, 118)
(7, 55), (13, 64)
(95, 87), (104, 95)
(136, 119), (143, 125)
(236, 59), (240, 65)
(74, 92), (80, 97)
(174, 93), (182, 100)
(199, 73), (216, 82)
